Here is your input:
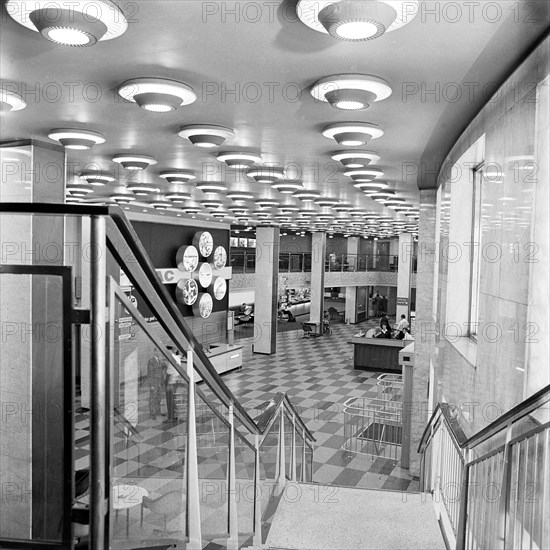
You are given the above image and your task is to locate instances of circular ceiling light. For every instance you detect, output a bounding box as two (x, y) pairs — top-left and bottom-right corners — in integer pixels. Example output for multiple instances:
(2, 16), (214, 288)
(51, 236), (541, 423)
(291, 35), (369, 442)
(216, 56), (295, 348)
(228, 205), (249, 214)
(315, 198), (339, 207)
(111, 193), (136, 204)
(353, 181), (389, 193)
(0, 87), (27, 112)
(149, 197), (172, 210)
(255, 199), (280, 208)
(158, 170), (195, 184)
(344, 167), (385, 180)
(296, 1), (419, 40)
(183, 205), (202, 214)
(299, 210), (317, 217)
(7, 0), (128, 46)
(279, 205), (300, 213)
(112, 154), (157, 170)
(67, 182), (93, 197)
(178, 124), (235, 148)
(217, 151), (263, 169)
(48, 128), (105, 150)
(332, 150), (380, 168)
(200, 199), (224, 209)
(211, 210), (229, 219)
(118, 78), (196, 112)
(127, 183), (160, 196)
(293, 190), (322, 202)
(247, 166), (286, 183)
(271, 180), (303, 194)
(227, 191), (255, 202)
(333, 204), (353, 212)
(165, 191), (192, 203)
(196, 181), (228, 193)
(322, 122), (383, 146)
(79, 172), (115, 186)
(311, 74), (391, 111)
(370, 189), (394, 202)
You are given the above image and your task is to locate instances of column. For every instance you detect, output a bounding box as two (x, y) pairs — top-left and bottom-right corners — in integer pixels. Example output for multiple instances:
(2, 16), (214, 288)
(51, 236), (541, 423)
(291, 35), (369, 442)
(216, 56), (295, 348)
(396, 232), (414, 320)
(345, 237), (359, 323)
(253, 226), (279, 354)
(0, 140), (66, 540)
(309, 232), (326, 329)
(409, 189), (437, 476)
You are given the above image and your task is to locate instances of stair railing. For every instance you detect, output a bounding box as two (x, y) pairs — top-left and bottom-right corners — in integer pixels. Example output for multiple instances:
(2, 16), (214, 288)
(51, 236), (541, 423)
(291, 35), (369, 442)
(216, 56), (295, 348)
(418, 385), (550, 550)
(0, 203), (315, 550)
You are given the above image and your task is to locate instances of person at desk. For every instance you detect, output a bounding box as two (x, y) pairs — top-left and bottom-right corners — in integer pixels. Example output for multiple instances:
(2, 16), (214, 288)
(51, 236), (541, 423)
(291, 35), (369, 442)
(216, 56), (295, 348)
(395, 314), (410, 340)
(380, 315), (392, 332)
(376, 325), (392, 339)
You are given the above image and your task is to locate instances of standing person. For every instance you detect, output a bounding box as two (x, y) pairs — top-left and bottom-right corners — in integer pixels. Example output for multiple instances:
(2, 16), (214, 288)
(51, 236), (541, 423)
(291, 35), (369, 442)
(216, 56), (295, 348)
(373, 293), (380, 316)
(323, 310), (331, 335)
(395, 314), (410, 340)
(147, 347), (167, 420)
(382, 295), (388, 316)
(164, 346), (181, 423)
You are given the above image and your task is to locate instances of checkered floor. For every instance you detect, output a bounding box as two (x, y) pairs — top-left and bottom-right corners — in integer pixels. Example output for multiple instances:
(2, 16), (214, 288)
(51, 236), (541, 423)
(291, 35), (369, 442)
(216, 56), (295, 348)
(73, 316), (417, 547)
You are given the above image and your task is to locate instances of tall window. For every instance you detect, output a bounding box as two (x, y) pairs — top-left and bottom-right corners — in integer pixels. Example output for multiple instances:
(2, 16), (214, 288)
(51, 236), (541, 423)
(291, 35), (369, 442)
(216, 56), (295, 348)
(469, 165), (483, 338)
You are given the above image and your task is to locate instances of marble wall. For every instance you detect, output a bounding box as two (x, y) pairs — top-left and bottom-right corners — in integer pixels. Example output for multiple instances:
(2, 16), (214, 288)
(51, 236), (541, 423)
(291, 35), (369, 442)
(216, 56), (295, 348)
(431, 37), (549, 437)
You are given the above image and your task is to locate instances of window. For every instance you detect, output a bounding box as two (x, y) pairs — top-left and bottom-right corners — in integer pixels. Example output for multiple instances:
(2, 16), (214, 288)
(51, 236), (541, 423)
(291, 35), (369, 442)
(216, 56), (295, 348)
(468, 165), (483, 339)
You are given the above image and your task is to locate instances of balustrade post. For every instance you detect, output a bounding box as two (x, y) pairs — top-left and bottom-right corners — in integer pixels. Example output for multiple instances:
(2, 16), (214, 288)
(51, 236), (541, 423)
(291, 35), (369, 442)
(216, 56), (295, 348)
(186, 350), (202, 549)
(497, 425), (514, 550)
(252, 434), (262, 548)
(291, 415), (297, 481)
(456, 448), (473, 550)
(227, 404), (239, 550)
(275, 408), (286, 493)
(301, 428), (307, 482)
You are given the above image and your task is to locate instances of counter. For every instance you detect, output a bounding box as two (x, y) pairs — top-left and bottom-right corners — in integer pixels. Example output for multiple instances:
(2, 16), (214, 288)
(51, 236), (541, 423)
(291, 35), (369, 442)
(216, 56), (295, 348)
(348, 337), (409, 373)
(183, 343), (244, 381)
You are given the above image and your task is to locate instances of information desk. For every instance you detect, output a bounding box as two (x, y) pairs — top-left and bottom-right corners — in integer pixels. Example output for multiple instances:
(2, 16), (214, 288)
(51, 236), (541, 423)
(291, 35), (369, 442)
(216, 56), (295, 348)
(183, 343), (244, 382)
(348, 337), (409, 373)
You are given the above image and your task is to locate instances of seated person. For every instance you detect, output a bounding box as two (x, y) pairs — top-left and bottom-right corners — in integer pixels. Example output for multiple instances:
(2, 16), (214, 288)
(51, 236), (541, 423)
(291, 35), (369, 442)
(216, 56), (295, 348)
(395, 314), (410, 340)
(379, 315), (392, 332)
(243, 303), (253, 316)
(403, 328), (414, 341)
(278, 303), (295, 322)
(375, 325), (392, 339)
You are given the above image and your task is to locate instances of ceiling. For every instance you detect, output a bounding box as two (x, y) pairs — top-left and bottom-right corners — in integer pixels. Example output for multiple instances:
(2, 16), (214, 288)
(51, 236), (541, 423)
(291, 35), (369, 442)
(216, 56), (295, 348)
(1, 0), (549, 236)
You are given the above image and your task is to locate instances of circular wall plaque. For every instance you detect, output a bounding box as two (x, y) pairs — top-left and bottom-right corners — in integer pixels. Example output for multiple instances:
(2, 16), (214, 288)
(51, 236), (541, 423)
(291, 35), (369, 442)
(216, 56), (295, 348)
(193, 293), (213, 318)
(212, 276), (227, 300)
(175, 245), (199, 272)
(197, 262), (213, 288)
(192, 231), (214, 258)
(175, 278), (198, 305)
(213, 245), (227, 269)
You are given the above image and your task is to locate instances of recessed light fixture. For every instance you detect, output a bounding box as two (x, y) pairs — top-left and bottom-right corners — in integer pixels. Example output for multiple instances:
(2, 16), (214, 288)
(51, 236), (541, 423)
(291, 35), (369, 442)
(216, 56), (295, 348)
(353, 181), (389, 193)
(112, 154), (157, 170)
(178, 124), (235, 148)
(149, 197), (172, 210)
(370, 189), (394, 202)
(200, 199), (224, 209)
(332, 150), (380, 168)
(228, 206), (249, 214)
(0, 86), (27, 112)
(344, 167), (385, 180)
(111, 193), (136, 204)
(211, 210), (229, 219)
(315, 198), (340, 207)
(183, 205), (202, 214)
(333, 204), (353, 212)
(217, 151), (263, 169)
(271, 180), (303, 194)
(293, 190), (322, 202)
(196, 181), (228, 193)
(311, 74), (391, 110)
(165, 191), (192, 203)
(79, 172), (115, 186)
(279, 205), (300, 213)
(227, 191), (255, 202)
(158, 170), (196, 184)
(127, 183), (160, 196)
(297, 0), (419, 41)
(67, 182), (94, 197)
(247, 166), (286, 183)
(322, 122), (383, 146)
(48, 128), (105, 150)
(118, 78), (196, 112)
(255, 199), (280, 208)
(7, 0), (128, 46)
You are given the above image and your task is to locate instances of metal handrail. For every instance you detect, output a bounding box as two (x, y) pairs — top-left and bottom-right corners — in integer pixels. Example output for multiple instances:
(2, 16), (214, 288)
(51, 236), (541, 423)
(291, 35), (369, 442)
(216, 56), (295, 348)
(0, 203), (316, 446)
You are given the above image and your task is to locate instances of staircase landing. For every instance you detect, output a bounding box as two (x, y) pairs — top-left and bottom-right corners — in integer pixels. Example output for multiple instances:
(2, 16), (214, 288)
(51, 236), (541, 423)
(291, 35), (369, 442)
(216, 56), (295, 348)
(265, 483), (444, 550)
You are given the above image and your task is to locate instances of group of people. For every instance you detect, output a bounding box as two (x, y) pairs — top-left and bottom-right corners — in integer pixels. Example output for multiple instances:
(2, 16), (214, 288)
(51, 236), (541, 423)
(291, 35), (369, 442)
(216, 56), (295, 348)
(371, 292), (388, 316)
(147, 346), (182, 422)
(375, 314), (411, 340)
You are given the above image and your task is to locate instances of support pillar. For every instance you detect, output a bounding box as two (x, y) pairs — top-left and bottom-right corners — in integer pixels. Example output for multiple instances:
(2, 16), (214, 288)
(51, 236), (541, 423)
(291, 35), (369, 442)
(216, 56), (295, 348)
(410, 190), (437, 476)
(310, 232), (326, 327)
(253, 226), (279, 354)
(396, 232), (414, 321)
(345, 237), (360, 323)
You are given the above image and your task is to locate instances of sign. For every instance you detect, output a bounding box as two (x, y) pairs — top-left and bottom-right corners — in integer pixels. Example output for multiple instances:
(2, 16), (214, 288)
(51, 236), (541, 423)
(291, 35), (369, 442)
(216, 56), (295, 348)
(397, 297), (409, 306)
(155, 266), (233, 285)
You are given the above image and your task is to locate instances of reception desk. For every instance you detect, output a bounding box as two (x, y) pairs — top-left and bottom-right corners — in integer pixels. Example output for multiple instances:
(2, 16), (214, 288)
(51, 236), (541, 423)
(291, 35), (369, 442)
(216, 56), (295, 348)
(348, 337), (409, 373)
(183, 343), (244, 382)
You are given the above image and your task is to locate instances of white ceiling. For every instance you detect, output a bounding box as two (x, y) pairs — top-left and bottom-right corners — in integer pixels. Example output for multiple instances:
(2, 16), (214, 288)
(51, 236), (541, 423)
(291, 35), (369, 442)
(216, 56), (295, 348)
(1, 0), (549, 233)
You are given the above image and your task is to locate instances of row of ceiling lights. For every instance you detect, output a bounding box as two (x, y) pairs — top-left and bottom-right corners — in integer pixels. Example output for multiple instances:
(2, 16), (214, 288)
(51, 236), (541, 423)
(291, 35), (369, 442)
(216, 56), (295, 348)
(6, 1), (419, 48)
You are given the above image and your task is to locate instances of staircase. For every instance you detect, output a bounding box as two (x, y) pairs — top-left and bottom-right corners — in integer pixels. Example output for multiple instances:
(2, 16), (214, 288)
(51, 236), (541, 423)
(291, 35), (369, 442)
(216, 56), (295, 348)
(262, 483), (444, 550)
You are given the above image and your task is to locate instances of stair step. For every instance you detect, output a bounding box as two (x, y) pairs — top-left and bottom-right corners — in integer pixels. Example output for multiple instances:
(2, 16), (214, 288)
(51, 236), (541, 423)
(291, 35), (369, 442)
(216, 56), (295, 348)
(265, 483), (444, 550)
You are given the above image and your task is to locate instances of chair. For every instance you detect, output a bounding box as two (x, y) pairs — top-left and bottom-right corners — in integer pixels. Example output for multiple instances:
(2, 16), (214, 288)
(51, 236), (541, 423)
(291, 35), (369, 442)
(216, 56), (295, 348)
(141, 490), (183, 534)
(301, 323), (313, 338)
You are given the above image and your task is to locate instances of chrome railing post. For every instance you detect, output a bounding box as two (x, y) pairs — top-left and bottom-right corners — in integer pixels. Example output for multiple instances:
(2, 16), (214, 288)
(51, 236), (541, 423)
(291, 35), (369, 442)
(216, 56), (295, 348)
(498, 425), (513, 550)
(90, 215), (107, 550)
(275, 407), (286, 492)
(252, 434), (262, 548)
(456, 448), (473, 550)
(301, 428), (307, 482)
(186, 350), (202, 549)
(227, 404), (239, 550)
(291, 413), (296, 482)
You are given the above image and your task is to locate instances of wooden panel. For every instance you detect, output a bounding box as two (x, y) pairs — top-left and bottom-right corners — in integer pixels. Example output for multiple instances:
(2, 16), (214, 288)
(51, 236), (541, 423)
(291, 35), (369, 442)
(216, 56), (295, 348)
(349, 338), (407, 373)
